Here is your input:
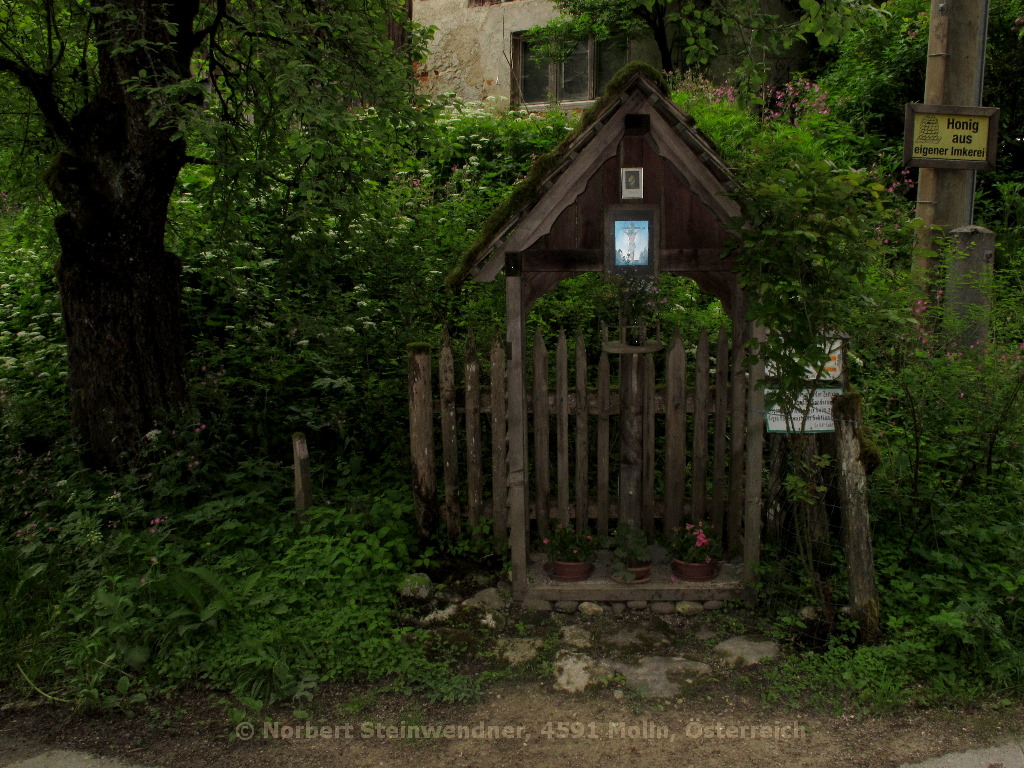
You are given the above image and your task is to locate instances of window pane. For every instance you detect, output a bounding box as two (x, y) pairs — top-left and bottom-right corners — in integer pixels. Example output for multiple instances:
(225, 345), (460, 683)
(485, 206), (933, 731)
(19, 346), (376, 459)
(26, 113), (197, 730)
(520, 40), (551, 103)
(597, 40), (628, 95)
(559, 41), (590, 101)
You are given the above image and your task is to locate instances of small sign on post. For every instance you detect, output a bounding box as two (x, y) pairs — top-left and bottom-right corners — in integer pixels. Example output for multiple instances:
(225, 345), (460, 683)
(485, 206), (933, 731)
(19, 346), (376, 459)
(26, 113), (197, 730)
(764, 336), (847, 433)
(903, 104), (1000, 170)
(765, 386), (844, 433)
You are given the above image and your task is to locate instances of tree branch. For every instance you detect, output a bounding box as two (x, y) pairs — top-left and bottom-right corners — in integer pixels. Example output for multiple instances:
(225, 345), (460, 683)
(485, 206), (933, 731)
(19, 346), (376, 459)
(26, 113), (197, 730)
(0, 55), (73, 144)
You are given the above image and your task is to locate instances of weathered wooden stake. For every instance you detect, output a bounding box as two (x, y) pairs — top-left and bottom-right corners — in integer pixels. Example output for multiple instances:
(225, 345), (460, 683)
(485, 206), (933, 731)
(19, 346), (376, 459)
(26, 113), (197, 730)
(556, 330), (570, 526)
(743, 324), (767, 589)
(833, 392), (882, 645)
(408, 343), (438, 537)
(533, 329), (551, 536)
(618, 349), (643, 527)
(490, 338), (508, 550)
(465, 330), (483, 532)
(574, 332), (590, 533)
(292, 432), (313, 520)
(664, 331), (687, 533)
(506, 271), (529, 598)
(439, 329), (461, 538)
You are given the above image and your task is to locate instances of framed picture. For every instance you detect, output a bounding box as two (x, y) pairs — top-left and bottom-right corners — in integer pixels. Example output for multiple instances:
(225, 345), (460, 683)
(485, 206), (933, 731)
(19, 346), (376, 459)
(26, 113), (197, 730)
(620, 167), (643, 199)
(604, 206), (658, 275)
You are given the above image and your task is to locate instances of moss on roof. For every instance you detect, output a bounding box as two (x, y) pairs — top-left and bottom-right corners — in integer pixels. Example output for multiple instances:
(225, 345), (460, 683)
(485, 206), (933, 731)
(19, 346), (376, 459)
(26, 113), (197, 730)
(445, 63), (671, 291)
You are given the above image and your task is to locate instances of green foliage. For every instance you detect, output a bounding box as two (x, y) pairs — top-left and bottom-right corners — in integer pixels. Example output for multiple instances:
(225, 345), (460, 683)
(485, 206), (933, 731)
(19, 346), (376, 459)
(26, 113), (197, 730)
(541, 522), (598, 563)
(0, 100), (573, 709)
(606, 523), (651, 573)
(818, 0), (929, 143)
(526, 0), (881, 92)
(674, 75), (912, 401)
(4, 466), (479, 707)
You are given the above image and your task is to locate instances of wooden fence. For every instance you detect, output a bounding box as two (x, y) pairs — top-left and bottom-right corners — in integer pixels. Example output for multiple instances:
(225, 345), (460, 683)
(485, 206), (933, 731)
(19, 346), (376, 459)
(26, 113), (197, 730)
(408, 325), (752, 555)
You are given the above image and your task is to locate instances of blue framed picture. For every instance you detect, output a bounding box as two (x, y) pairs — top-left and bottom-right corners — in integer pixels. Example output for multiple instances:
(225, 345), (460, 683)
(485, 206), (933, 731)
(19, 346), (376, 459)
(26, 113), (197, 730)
(605, 206), (658, 275)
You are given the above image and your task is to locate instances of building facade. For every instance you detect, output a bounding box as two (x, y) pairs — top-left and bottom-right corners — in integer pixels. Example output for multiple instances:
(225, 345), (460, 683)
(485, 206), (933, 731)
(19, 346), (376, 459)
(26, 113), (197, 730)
(412, 0), (661, 107)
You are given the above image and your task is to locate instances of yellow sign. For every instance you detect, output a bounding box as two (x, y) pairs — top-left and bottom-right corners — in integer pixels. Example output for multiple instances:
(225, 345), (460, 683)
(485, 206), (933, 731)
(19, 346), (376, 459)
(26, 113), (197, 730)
(910, 113), (990, 161)
(904, 104), (1000, 170)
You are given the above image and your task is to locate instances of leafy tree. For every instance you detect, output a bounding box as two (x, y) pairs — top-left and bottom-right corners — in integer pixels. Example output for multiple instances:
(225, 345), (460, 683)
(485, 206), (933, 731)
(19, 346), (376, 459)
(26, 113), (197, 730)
(0, 0), (424, 468)
(528, 0), (879, 92)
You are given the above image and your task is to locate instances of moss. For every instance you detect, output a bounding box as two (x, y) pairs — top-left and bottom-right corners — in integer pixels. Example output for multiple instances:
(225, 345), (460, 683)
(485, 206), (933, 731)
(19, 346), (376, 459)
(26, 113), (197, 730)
(406, 341), (433, 354)
(446, 63), (670, 291)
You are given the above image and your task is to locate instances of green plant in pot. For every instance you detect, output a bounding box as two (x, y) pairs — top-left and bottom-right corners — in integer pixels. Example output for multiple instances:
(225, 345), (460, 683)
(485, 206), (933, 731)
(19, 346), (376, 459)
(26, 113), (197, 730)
(542, 521), (597, 582)
(607, 522), (653, 584)
(667, 521), (721, 581)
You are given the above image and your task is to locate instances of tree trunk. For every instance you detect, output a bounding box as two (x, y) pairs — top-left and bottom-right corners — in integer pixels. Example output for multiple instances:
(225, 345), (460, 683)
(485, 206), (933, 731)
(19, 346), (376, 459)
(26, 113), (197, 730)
(47, 94), (189, 468)
(636, 4), (674, 72)
(38, 1), (197, 469)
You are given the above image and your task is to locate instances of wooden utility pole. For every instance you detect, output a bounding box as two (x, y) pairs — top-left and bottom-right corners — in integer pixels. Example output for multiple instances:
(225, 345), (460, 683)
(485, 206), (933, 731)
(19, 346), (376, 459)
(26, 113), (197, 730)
(914, 0), (991, 283)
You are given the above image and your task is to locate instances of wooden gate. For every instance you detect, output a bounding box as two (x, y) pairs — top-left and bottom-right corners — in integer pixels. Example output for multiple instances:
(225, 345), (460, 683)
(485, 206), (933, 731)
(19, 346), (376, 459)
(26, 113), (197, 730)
(408, 324), (756, 556)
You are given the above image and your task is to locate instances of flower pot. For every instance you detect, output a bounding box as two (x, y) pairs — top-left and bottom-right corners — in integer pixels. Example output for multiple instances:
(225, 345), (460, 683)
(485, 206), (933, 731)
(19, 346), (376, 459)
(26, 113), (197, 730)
(671, 559), (716, 581)
(546, 561), (595, 582)
(611, 561), (653, 584)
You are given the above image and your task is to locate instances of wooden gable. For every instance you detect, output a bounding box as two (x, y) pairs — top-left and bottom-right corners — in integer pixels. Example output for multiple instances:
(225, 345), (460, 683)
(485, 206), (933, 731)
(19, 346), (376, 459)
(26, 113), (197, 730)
(456, 66), (744, 313)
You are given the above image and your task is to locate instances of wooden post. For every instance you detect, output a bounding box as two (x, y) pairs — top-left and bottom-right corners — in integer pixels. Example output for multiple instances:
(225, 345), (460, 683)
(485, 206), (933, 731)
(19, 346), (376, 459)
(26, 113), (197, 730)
(833, 392), (881, 644)
(944, 225), (995, 347)
(533, 329), (551, 536)
(711, 328), (729, 535)
(490, 338), (508, 550)
(292, 432), (313, 520)
(439, 329), (461, 538)
(641, 352), (656, 535)
(596, 340), (611, 537)
(506, 271), (529, 599)
(574, 332), (590, 532)
(914, 0), (991, 286)
(743, 324), (767, 589)
(465, 330), (483, 532)
(618, 349), (643, 527)
(692, 328), (711, 522)
(664, 331), (687, 533)
(408, 343), (438, 538)
(728, 315), (747, 556)
(556, 330), (570, 526)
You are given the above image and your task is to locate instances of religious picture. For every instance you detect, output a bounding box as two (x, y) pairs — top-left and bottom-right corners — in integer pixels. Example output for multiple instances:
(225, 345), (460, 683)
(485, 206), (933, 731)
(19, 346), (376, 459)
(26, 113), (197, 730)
(614, 220), (650, 266)
(620, 167), (643, 199)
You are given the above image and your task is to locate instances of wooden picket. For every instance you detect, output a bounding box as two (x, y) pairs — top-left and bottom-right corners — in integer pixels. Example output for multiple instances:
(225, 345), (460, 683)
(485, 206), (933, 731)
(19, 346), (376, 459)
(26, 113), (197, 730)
(407, 325), (754, 554)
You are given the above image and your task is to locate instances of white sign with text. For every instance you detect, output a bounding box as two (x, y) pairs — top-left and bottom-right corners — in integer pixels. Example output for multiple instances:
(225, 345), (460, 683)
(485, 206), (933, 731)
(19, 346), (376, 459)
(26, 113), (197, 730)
(765, 387), (844, 433)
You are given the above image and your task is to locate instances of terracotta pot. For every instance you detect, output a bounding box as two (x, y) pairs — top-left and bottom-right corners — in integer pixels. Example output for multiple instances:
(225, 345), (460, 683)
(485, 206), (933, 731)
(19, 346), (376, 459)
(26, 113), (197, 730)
(611, 561), (653, 584)
(671, 559), (716, 581)
(547, 561), (595, 582)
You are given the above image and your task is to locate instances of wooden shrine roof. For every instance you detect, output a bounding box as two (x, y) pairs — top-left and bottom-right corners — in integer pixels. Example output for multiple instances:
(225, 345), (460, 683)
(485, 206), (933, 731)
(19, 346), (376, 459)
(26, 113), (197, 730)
(447, 63), (743, 298)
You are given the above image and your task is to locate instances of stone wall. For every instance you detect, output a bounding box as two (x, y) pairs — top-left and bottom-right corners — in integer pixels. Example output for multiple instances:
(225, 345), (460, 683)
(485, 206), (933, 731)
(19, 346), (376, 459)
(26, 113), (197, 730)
(412, 0), (558, 104)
